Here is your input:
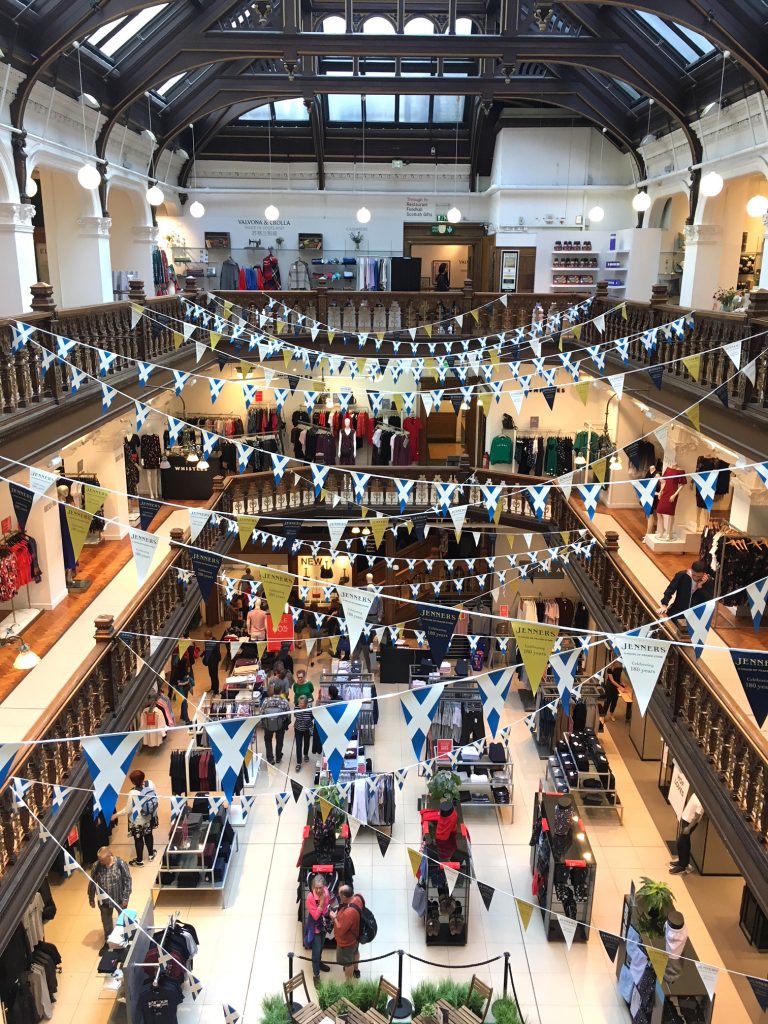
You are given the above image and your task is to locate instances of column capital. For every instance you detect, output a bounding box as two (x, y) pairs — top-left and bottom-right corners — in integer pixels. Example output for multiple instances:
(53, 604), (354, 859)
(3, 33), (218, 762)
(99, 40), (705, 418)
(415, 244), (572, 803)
(683, 223), (722, 246)
(132, 224), (160, 244)
(77, 215), (112, 238)
(0, 202), (35, 234)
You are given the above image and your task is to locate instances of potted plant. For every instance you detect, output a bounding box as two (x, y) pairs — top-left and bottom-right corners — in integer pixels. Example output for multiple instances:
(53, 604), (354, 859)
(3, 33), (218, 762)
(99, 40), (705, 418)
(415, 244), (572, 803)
(349, 230), (364, 251)
(713, 285), (737, 312)
(421, 1003), (438, 1024)
(427, 770), (461, 806)
(411, 981), (439, 1015)
(491, 997), (523, 1024)
(635, 877), (676, 937)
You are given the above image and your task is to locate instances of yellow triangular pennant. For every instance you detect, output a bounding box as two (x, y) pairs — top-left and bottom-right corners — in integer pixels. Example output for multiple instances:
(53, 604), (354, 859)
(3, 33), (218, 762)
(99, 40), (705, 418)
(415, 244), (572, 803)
(620, 302), (628, 321)
(407, 847), (422, 878)
(405, 520), (414, 534)
(283, 350), (293, 368)
(327, 330), (336, 345)
(317, 796), (333, 823)
(240, 359), (251, 378)
(478, 393), (491, 416)
(84, 484), (109, 517)
(574, 380), (590, 406)
(510, 622), (559, 695)
(376, 331), (385, 342)
(65, 505), (93, 562)
(572, 324), (582, 340)
(257, 640), (267, 660)
(592, 457), (608, 485)
(684, 403), (700, 432)
(493, 499), (503, 525)
(370, 517), (389, 547)
(260, 567), (293, 625)
(424, 324), (433, 338)
(516, 898), (534, 931)
(173, 331), (184, 350)
(329, 636), (340, 654)
(222, 300), (233, 320)
(360, 505), (369, 519)
(682, 354), (700, 381)
(647, 947), (669, 982)
(489, 349), (500, 366)
(178, 638), (192, 659)
(275, 320), (286, 335)
(558, 335), (565, 352)
(560, 530), (570, 544)
(209, 330), (221, 350)
(237, 515), (259, 550)
(470, 308), (480, 323)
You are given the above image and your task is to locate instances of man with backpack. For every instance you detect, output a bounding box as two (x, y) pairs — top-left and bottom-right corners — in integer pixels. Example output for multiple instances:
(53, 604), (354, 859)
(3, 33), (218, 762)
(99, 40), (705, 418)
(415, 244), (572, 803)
(116, 770), (159, 867)
(330, 885), (375, 980)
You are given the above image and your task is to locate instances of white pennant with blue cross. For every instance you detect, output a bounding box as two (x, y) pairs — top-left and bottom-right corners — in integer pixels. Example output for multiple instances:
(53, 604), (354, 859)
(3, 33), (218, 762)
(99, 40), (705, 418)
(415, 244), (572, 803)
(12, 321), (35, 352)
(477, 668), (512, 738)
(526, 484), (550, 520)
(206, 717), (259, 803)
(274, 388), (288, 413)
(269, 452), (290, 483)
(98, 349), (118, 376)
(682, 600), (716, 658)
(167, 416), (183, 444)
(310, 463), (330, 496)
(481, 483), (504, 521)
(235, 442), (253, 473)
(81, 732), (143, 823)
(172, 370), (190, 395)
(40, 347), (56, 375)
(10, 777), (33, 809)
(351, 472), (370, 502)
(135, 401), (150, 432)
(548, 648), (581, 712)
(223, 1004), (242, 1023)
(210, 378), (226, 404)
(395, 478), (414, 512)
(70, 367), (86, 393)
(50, 784), (70, 814)
(312, 700), (362, 781)
(746, 578), (768, 629)
(577, 483), (602, 520)
(137, 361), (153, 386)
(435, 481), (457, 516)
(57, 335), (77, 363)
(632, 478), (658, 516)
(400, 683), (445, 760)
(275, 792), (290, 816)
(101, 383), (117, 411)
(170, 795), (186, 820)
(691, 470), (719, 512)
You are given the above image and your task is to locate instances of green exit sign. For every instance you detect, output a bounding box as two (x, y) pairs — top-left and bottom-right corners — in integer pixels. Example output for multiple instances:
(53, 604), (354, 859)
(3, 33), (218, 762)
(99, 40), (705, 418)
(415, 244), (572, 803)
(436, 214), (447, 222)
(431, 225), (454, 234)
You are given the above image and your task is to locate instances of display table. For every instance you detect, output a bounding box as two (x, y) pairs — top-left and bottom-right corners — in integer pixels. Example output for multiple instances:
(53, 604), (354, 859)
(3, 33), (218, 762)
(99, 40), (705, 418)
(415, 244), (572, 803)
(160, 454), (222, 499)
(379, 644), (420, 685)
(546, 730), (623, 822)
(153, 802), (238, 905)
(452, 752), (514, 820)
(417, 796), (473, 946)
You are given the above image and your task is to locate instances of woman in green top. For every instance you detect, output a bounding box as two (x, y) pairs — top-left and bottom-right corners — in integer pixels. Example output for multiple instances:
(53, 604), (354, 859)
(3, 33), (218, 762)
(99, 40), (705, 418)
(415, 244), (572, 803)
(292, 668), (314, 705)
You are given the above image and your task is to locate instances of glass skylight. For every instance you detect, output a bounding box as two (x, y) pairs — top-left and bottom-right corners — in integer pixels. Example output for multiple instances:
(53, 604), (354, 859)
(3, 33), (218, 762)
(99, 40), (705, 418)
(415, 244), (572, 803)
(156, 74), (185, 97)
(362, 16), (395, 33)
(365, 95), (396, 121)
(635, 12), (715, 64)
(399, 95), (430, 121)
(327, 94), (363, 120)
(322, 16), (346, 33)
(404, 18), (435, 34)
(91, 4), (168, 57)
(433, 96), (464, 122)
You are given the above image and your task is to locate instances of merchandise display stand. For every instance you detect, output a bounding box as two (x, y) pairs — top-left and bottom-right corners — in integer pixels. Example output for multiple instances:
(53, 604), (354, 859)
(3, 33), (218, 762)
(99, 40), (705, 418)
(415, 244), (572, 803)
(106, 898), (154, 1023)
(530, 792), (596, 942)
(615, 895), (714, 1024)
(546, 730), (623, 822)
(431, 742), (514, 820)
(153, 801), (239, 906)
(416, 796), (473, 946)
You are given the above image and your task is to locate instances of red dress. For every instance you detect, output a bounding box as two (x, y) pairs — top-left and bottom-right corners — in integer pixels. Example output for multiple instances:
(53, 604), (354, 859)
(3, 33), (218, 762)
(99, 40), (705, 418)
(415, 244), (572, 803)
(656, 466), (685, 514)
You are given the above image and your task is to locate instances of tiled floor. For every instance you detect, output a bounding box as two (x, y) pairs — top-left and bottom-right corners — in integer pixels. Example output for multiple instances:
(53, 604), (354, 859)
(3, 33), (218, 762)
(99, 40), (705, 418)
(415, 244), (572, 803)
(39, 641), (758, 1024)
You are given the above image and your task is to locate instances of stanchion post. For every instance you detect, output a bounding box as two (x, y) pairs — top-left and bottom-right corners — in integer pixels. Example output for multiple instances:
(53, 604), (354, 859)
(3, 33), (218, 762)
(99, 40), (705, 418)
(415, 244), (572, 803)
(387, 949), (413, 1020)
(287, 950), (302, 1013)
(503, 952), (509, 998)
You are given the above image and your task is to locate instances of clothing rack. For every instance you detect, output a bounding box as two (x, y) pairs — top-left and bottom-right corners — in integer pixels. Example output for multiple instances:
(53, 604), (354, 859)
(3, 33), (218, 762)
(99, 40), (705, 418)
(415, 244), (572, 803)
(151, 912), (179, 988)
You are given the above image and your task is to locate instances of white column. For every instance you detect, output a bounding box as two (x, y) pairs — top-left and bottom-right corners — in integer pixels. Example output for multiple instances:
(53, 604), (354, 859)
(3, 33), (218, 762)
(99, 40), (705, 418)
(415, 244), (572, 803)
(0, 202), (37, 314)
(679, 224), (723, 308)
(91, 436), (130, 541)
(759, 214), (768, 289)
(25, 493), (68, 610)
(130, 224), (158, 294)
(66, 216), (113, 304)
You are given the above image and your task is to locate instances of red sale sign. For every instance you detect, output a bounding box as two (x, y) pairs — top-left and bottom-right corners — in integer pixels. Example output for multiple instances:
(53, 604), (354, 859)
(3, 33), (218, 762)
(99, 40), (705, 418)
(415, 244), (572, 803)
(266, 612), (295, 651)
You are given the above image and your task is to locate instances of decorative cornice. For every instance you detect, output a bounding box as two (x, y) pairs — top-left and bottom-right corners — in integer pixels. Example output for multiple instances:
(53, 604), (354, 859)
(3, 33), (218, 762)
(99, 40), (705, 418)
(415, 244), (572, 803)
(0, 202), (35, 233)
(132, 224), (160, 244)
(684, 223), (723, 245)
(77, 215), (112, 238)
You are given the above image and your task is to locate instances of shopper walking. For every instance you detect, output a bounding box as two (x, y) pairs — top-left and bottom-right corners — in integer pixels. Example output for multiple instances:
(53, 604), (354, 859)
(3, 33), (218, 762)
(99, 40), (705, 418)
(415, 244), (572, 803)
(330, 885), (365, 980)
(88, 847), (132, 955)
(658, 560), (713, 621)
(294, 696), (313, 770)
(305, 873), (332, 984)
(262, 685), (290, 764)
(601, 660), (623, 721)
(174, 667), (194, 725)
(118, 770), (159, 867)
(202, 629), (222, 695)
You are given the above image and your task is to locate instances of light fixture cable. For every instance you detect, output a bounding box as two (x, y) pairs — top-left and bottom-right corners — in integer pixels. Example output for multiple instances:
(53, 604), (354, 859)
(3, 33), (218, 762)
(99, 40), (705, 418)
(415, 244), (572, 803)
(75, 46), (100, 189)
(356, 96), (371, 223)
(189, 122), (205, 217)
(447, 105), (461, 223)
(700, 49), (729, 197)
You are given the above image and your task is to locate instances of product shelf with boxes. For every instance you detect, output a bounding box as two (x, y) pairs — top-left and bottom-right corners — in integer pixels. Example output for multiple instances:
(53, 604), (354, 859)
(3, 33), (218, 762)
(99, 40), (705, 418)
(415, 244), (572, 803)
(604, 244), (629, 290)
(431, 740), (514, 820)
(153, 801), (239, 906)
(530, 791), (596, 942)
(546, 729), (623, 822)
(551, 241), (600, 290)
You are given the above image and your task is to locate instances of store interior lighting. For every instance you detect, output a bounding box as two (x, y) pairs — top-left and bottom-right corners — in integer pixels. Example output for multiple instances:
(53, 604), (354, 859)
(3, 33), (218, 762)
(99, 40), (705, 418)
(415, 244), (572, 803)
(0, 630), (41, 671)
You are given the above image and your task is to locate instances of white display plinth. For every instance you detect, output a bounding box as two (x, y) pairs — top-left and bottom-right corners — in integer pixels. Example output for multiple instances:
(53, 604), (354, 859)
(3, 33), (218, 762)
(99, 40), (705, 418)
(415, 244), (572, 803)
(644, 530), (700, 554)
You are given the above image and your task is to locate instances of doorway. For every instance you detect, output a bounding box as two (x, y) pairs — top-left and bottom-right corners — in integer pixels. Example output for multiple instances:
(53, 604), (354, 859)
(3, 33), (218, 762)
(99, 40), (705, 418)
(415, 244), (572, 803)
(403, 223), (489, 290)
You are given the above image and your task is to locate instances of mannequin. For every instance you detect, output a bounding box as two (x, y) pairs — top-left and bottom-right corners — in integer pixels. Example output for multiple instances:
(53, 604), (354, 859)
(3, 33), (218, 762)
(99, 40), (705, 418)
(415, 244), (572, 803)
(664, 911), (688, 959)
(338, 417), (356, 465)
(641, 460), (663, 542)
(139, 430), (162, 499)
(654, 465), (685, 540)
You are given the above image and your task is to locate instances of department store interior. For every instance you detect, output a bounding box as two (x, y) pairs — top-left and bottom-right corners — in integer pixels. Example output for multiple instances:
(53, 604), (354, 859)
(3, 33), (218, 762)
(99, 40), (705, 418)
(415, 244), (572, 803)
(0, 2), (767, 1024)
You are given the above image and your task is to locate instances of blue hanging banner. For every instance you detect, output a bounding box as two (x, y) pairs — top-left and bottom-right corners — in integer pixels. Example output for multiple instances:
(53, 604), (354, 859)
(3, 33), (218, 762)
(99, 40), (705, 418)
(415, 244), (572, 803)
(189, 549), (223, 602)
(417, 604), (459, 667)
(731, 649), (768, 728)
(138, 497), (162, 532)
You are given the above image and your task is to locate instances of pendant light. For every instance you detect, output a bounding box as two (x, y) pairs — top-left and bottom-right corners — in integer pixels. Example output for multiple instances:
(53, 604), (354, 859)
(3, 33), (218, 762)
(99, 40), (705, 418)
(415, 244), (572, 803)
(13, 641), (41, 671)
(746, 193), (768, 218)
(265, 111), (279, 221)
(587, 127), (606, 223)
(75, 45), (100, 190)
(446, 108), (462, 223)
(356, 97), (371, 225)
(701, 51), (729, 198)
(26, 176), (38, 198)
(632, 99), (654, 212)
(188, 123), (205, 218)
(144, 95), (164, 205)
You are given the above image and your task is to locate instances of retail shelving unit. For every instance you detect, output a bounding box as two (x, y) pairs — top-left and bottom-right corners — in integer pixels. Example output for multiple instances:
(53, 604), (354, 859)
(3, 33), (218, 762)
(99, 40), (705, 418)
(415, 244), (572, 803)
(417, 796), (473, 946)
(153, 802), (239, 906)
(551, 241), (600, 290)
(530, 791), (596, 942)
(604, 248), (629, 292)
(546, 730), (623, 822)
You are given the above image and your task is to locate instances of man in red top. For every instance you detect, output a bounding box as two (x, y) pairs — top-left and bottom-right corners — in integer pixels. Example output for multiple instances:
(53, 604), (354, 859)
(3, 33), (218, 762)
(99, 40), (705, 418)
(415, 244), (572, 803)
(330, 885), (364, 980)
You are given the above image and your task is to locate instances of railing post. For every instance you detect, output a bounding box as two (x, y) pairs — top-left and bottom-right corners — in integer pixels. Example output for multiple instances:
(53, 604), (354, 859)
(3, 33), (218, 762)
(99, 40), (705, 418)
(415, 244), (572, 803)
(286, 951), (301, 1012)
(184, 275), (199, 299)
(93, 614), (115, 641)
(128, 279), (146, 304)
(650, 284), (669, 309)
(604, 530), (619, 553)
(594, 280), (609, 303)
(29, 282), (55, 313)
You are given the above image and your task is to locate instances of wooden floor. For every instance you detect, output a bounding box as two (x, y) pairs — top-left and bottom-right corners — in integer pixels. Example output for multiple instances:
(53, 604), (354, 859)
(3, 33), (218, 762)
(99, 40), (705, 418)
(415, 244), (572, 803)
(0, 502), (204, 704)
(606, 505), (768, 653)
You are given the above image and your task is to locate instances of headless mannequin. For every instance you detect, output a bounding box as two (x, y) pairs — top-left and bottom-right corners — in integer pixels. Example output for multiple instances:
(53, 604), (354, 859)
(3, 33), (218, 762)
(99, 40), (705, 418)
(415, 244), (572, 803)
(338, 416), (356, 465)
(642, 462), (663, 542)
(655, 465), (684, 541)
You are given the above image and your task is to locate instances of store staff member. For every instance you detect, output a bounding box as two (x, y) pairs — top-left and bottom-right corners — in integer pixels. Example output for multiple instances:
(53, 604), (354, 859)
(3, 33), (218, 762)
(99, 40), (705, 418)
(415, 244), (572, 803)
(657, 560), (713, 621)
(670, 792), (704, 875)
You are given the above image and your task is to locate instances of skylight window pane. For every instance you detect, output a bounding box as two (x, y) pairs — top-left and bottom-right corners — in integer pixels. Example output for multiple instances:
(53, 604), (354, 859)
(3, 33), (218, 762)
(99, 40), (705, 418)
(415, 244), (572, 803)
(327, 94), (363, 120)
(636, 12), (698, 63)
(433, 96), (464, 122)
(322, 16), (346, 33)
(87, 18), (127, 47)
(363, 16), (395, 33)
(273, 98), (309, 120)
(399, 95), (430, 122)
(675, 23), (715, 54)
(157, 74), (185, 96)
(615, 80), (641, 102)
(404, 17), (434, 34)
(365, 95), (396, 121)
(453, 18), (473, 35)
(241, 104), (271, 120)
(99, 4), (167, 57)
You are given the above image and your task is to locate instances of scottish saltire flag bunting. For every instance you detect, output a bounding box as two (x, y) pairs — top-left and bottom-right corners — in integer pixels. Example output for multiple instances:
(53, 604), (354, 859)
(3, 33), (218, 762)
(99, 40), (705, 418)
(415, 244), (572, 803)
(209, 378), (226, 403)
(400, 683), (445, 760)
(207, 794), (227, 819)
(70, 367), (87, 393)
(63, 852), (79, 877)
(137, 361), (153, 386)
(305, 390), (318, 413)
(275, 792), (290, 816)
(98, 349), (118, 376)
(415, 630), (426, 648)
(167, 416), (183, 445)
(477, 669), (513, 738)
(10, 777), (33, 809)
(312, 700), (362, 780)
(351, 472), (371, 502)
(235, 441), (254, 473)
(57, 335), (77, 363)
(691, 470), (719, 512)
(101, 383), (117, 411)
(682, 600), (716, 658)
(577, 483), (602, 520)
(206, 717), (259, 803)
(40, 348), (56, 375)
(12, 321), (35, 352)
(338, 391), (353, 413)
(395, 478), (415, 512)
(269, 452), (290, 483)
(223, 1005), (242, 1023)
(135, 401), (150, 432)
(81, 733), (143, 823)
(310, 463), (330, 496)
(172, 370), (190, 395)
(274, 388), (288, 414)
(481, 483), (504, 522)
(549, 647), (581, 708)
(50, 784), (70, 814)
(631, 478), (659, 517)
(394, 768), (409, 791)
(187, 976), (203, 1001)
(435, 481), (457, 516)
(746, 578), (768, 630)
(526, 485), (550, 520)
(170, 795), (186, 820)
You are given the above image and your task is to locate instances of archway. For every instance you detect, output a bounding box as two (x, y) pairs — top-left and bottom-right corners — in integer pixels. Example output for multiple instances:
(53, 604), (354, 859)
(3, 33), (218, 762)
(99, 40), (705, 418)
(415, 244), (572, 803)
(107, 183), (156, 298)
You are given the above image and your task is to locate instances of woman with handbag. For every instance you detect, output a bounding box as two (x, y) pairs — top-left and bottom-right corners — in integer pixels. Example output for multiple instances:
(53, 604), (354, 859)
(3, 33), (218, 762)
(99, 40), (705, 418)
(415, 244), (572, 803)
(304, 873), (332, 985)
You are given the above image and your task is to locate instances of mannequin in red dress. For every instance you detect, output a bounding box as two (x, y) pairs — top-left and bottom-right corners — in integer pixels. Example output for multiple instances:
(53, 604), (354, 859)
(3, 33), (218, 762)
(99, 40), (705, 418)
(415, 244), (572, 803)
(655, 465), (685, 540)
